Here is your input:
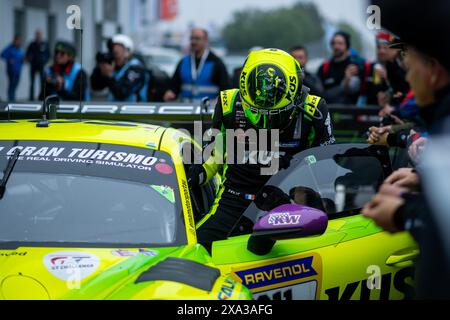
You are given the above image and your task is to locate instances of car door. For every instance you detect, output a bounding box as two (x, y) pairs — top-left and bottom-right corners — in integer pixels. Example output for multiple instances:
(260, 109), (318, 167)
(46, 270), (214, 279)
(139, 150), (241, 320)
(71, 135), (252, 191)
(211, 143), (418, 300)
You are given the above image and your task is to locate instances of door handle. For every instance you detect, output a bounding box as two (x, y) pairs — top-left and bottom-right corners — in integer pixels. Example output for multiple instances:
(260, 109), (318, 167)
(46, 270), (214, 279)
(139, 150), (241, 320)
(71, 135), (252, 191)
(386, 247), (420, 266)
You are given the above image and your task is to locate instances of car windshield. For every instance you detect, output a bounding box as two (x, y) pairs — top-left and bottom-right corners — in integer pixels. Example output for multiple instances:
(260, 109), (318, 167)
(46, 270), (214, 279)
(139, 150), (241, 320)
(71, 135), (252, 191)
(229, 144), (389, 236)
(0, 140), (185, 247)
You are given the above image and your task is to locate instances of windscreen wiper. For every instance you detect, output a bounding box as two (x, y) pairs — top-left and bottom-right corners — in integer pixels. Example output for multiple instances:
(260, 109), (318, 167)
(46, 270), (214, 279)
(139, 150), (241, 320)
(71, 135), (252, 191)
(0, 149), (20, 200)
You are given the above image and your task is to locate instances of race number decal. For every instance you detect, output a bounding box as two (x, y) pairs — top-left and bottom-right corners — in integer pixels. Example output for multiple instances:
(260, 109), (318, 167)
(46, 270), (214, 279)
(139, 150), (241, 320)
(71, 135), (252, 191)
(253, 281), (317, 300)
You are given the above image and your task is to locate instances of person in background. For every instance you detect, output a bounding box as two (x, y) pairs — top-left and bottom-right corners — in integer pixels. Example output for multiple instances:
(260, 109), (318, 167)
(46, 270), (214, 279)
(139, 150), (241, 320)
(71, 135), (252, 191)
(164, 28), (230, 103)
(26, 30), (50, 100)
(39, 41), (89, 101)
(363, 32), (391, 105)
(317, 31), (366, 105)
(379, 35), (411, 106)
(363, 0), (450, 299)
(290, 45), (324, 96)
(90, 34), (148, 102)
(232, 46), (263, 88)
(1, 35), (24, 101)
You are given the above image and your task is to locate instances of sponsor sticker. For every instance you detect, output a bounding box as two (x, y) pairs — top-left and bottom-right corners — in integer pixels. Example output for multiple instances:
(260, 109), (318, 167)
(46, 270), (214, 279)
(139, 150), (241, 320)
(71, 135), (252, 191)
(0, 251), (28, 257)
(43, 251), (100, 281)
(155, 163), (174, 175)
(111, 249), (158, 257)
(150, 185), (175, 203)
(232, 253), (323, 299)
(0, 145), (161, 172)
(217, 278), (236, 300)
(267, 212), (301, 226)
(304, 155), (317, 165)
(111, 249), (138, 257)
(138, 249), (158, 257)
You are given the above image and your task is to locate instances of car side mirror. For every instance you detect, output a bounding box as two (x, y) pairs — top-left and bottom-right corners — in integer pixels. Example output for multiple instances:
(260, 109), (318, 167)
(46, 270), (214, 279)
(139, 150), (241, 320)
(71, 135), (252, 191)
(247, 204), (328, 255)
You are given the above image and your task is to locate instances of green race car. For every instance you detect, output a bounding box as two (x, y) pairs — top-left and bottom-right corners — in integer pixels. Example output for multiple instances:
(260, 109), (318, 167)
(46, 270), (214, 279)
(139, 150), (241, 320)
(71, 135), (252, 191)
(0, 119), (417, 300)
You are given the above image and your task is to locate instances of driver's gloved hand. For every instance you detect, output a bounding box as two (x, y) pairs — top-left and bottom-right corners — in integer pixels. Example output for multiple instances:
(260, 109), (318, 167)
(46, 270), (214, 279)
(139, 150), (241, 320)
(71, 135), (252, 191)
(279, 153), (293, 170)
(254, 185), (291, 211)
(187, 164), (207, 187)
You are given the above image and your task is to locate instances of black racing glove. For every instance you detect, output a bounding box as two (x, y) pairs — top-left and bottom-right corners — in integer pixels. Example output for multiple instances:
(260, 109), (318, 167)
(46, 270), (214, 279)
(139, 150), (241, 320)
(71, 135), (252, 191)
(187, 164), (207, 187)
(279, 153), (293, 170)
(254, 185), (291, 211)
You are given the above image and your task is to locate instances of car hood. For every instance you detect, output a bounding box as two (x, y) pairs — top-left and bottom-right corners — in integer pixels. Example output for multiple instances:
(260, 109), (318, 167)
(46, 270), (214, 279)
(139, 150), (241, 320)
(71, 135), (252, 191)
(0, 246), (250, 300)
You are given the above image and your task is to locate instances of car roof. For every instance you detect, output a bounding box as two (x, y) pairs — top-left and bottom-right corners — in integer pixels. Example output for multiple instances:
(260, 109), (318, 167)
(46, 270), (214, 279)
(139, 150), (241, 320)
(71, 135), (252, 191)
(138, 46), (181, 57)
(0, 119), (175, 151)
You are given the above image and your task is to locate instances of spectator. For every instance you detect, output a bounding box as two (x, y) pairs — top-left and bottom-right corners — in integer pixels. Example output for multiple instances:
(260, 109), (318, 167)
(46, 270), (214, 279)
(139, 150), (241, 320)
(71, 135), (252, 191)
(375, 34), (411, 109)
(290, 45), (324, 96)
(363, 0), (450, 299)
(39, 41), (89, 101)
(317, 31), (366, 104)
(26, 30), (50, 100)
(363, 32), (391, 105)
(90, 34), (148, 102)
(164, 28), (230, 103)
(232, 46), (262, 89)
(1, 35), (24, 101)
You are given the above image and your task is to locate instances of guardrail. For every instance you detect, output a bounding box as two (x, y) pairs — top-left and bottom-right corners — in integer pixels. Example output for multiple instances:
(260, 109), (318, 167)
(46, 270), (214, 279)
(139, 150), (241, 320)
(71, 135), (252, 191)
(0, 101), (381, 143)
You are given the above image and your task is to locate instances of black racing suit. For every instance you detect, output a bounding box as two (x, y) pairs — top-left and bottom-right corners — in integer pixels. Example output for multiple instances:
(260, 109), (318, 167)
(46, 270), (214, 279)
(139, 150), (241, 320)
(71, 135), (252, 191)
(196, 87), (335, 250)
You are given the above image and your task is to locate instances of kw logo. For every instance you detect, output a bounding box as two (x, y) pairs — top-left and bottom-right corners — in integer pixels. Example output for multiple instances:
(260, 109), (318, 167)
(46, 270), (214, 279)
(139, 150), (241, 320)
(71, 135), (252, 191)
(268, 212), (301, 226)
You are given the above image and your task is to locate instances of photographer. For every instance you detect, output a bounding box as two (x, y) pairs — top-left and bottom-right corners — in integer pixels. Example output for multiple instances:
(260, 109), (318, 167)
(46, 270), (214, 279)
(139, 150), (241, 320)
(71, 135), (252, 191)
(39, 41), (89, 101)
(90, 34), (148, 102)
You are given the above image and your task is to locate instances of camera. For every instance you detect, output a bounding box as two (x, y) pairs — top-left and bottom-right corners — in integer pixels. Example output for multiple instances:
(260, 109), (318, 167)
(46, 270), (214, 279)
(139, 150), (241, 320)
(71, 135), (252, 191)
(95, 51), (114, 64)
(96, 38), (114, 65)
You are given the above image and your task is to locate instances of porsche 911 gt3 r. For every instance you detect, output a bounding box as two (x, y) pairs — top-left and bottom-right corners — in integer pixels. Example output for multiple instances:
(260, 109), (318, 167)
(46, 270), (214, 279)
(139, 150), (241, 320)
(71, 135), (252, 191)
(0, 119), (250, 300)
(0, 119), (417, 300)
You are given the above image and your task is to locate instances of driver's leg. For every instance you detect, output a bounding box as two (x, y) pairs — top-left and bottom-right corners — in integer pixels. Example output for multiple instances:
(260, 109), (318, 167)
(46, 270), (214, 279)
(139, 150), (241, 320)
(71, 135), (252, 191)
(197, 189), (251, 253)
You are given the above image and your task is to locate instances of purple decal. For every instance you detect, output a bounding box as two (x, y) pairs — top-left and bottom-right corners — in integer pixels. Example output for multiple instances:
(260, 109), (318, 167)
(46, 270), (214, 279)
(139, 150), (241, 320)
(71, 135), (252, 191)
(253, 204), (327, 235)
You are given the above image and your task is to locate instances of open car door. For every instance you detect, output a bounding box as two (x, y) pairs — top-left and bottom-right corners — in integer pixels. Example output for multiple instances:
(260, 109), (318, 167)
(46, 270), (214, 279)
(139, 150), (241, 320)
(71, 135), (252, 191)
(211, 144), (418, 300)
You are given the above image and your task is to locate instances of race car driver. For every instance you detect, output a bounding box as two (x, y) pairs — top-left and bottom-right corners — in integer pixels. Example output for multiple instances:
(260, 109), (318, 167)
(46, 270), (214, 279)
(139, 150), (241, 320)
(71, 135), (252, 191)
(188, 48), (335, 251)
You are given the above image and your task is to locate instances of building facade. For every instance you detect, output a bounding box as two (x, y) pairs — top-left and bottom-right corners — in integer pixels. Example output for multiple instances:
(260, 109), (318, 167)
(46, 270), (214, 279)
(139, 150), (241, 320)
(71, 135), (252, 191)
(0, 0), (155, 101)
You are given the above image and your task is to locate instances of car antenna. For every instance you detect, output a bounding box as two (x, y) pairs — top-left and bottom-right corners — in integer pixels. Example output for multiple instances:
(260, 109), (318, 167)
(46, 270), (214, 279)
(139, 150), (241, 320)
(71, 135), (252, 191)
(37, 94), (59, 127)
(78, 23), (84, 122)
(41, 74), (47, 117)
(7, 102), (11, 122)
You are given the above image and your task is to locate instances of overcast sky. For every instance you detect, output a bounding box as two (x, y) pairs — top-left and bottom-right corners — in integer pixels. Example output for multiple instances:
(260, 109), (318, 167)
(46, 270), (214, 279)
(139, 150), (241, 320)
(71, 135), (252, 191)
(169, 0), (371, 33)
(158, 0), (375, 56)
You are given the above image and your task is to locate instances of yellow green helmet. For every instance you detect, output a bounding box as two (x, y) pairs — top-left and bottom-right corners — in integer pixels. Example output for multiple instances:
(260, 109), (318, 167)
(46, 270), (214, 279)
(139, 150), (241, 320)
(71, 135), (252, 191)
(239, 48), (303, 129)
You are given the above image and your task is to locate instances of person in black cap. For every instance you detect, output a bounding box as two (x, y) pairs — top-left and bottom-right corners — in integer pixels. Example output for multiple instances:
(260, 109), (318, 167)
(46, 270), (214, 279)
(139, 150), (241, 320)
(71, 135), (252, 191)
(317, 31), (367, 105)
(39, 40), (89, 101)
(383, 36), (410, 106)
(363, 0), (450, 299)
